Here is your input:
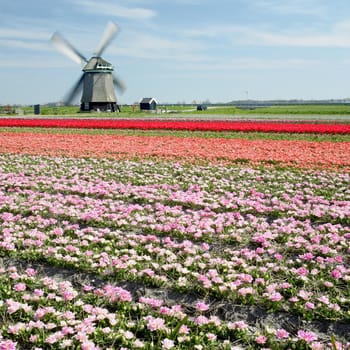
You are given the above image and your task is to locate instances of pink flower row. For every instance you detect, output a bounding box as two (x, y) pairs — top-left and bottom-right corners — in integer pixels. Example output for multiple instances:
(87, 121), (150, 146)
(0, 265), (344, 350)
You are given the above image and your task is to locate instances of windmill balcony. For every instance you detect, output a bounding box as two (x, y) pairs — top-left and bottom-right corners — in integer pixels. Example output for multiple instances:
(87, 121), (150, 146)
(96, 63), (113, 71)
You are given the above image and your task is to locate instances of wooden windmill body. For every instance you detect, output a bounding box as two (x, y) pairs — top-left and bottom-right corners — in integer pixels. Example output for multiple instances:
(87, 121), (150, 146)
(81, 57), (118, 111)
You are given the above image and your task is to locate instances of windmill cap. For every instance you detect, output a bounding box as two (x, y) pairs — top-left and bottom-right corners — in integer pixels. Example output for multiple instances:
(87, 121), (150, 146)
(83, 57), (113, 71)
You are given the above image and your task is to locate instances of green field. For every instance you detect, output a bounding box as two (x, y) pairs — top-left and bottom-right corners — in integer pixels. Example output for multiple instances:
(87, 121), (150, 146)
(203, 104), (350, 115)
(3, 104), (350, 121)
(1, 127), (350, 142)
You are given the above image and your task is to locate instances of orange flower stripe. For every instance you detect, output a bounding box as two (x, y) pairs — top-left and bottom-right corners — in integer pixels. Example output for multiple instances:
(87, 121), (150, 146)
(0, 132), (349, 169)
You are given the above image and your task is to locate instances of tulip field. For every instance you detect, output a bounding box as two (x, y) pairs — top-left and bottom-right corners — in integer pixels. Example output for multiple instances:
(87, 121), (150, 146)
(0, 117), (349, 349)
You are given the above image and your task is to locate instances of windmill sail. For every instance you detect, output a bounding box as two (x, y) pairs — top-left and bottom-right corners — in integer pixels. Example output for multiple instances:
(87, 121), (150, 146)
(95, 21), (119, 57)
(51, 32), (87, 65)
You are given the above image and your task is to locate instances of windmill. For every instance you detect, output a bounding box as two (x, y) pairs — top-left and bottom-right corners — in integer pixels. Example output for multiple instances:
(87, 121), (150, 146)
(51, 22), (126, 112)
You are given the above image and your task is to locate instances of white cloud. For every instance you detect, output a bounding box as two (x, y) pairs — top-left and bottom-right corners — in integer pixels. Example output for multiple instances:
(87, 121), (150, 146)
(249, 19), (350, 48)
(252, 31), (350, 48)
(171, 0), (206, 4)
(251, 0), (327, 17)
(0, 28), (49, 41)
(0, 54), (72, 68)
(0, 26), (52, 53)
(179, 57), (321, 71)
(106, 28), (204, 63)
(72, 0), (156, 20)
(183, 25), (247, 39)
(183, 21), (350, 48)
(0, 39), (49, 51)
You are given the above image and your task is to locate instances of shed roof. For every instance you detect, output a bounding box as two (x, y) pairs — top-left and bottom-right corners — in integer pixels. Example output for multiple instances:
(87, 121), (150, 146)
(140, 97), (158, 104)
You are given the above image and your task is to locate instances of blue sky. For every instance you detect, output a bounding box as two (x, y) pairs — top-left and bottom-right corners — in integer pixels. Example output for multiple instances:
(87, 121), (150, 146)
(2, 0), (350, 105)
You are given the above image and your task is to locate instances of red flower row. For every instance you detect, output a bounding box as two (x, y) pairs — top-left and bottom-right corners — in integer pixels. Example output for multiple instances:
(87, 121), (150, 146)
(0, 118), (349, 134)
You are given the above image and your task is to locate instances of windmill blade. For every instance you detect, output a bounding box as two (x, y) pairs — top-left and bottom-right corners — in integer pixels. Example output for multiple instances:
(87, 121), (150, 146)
(51, 32), (87, 65)
(63, 74), (84, 105)
(95, 21), (119, 57)
(113, 73), (126, 93)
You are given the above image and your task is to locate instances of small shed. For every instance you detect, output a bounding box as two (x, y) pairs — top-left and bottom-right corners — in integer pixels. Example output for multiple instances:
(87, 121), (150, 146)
(140, 97), (158, 111)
